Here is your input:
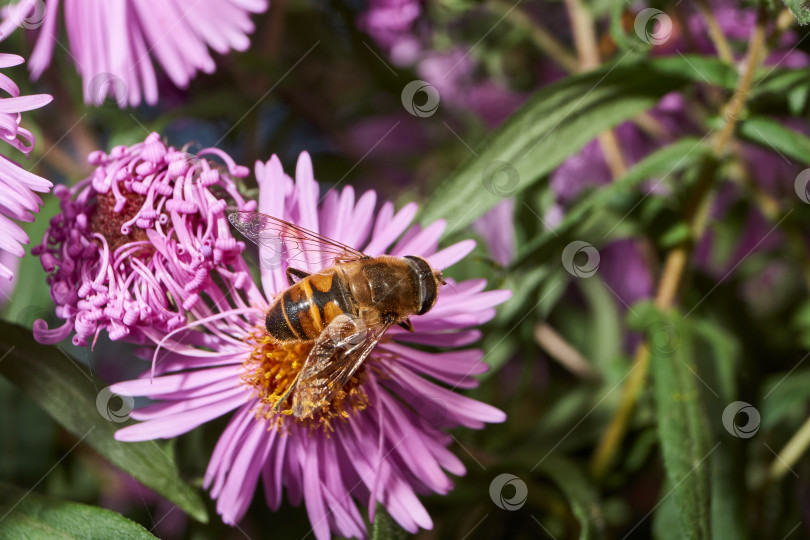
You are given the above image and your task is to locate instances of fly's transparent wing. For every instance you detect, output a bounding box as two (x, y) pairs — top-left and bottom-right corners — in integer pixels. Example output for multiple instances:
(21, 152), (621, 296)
(227, 211), (367, 270)
(290, 313), (391, 418)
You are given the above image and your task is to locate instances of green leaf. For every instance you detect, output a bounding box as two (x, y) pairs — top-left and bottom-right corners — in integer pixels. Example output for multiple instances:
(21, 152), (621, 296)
(651, 55), (738, 90)
(751, 68), (810, 98)
(783, 0), (810, 25)
(0, 323), (208, 523)
(513, 137), (709, 269)
(418, 57), (728, 235)
(691, 322), (747, 540)
(736, 115), (810, 162)
(534, 455), (605, 540)
(645, 309), (713, 540)
(761, 369), (810, 429)
(371, 505), (408, 540)
(659, 222), (692, 249)
(750, 67), (810, 114)
(652, 478), (688, 540)
(0, 378), (55, 483)
(0, 481), (157, 540)
(578, 278), (622, 380)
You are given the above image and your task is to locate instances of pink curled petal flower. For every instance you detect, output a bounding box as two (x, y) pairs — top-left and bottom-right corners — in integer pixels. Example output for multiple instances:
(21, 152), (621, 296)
(34, 132), (254, 346)
(0, 53), (51, 284)
(112, 153), (510, 539)
(0, 0), (268, 107)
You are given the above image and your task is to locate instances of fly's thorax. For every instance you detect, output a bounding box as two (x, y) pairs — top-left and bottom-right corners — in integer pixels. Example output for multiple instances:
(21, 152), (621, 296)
(341, 256), (421, 318)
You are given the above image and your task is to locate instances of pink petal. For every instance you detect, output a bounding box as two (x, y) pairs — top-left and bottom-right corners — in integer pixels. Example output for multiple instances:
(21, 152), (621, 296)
(111, 365), (243, 397)
(115, 390), (248, 441)
(428, 239), (476, 269)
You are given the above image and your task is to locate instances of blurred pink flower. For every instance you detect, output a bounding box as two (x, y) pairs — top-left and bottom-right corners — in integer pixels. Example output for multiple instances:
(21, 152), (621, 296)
(472, 199), (516, 266)
(0, 0), (268, 107)
(417, 48), (527, 128)
(112, 152), (509, 539)
(358, 0), (422, 55)
(598, 239), (654, 308)
(0, 52), (52, 282)
(33, 132), (255, 346)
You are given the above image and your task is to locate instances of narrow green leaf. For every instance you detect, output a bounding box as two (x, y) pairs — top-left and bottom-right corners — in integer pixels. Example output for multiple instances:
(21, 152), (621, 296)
(514, 136), (708, 269)
(751, 68), (810, 99)
(737, 115), (810, 162)
(0, 378), (55, 482)
(645, 309), (713, 540)
(691, 322), (748, 540)
(418, 57), (728, 235)
(788, 83), (810, 115)
(0, 481), (157, 540)
(652, 479), (688, 540)
(783, 0), (810, 25)
(578, 278), (622, 380)
(651, 55), (738, 89)
(761, 369), (810, 429)
(659, 222), (692, 249)
(534, 455), (605, 540)
(371, 505), (408, 540)
(0, 323), (208, 523)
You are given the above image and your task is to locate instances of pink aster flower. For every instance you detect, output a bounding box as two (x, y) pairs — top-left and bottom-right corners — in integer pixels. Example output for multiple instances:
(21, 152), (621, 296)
(472, 199), (516, 267)
(358, 0), (422, 55)
(0, 0), (268, 107)
(0, 52), (52, 282)
(33, 132), (255, 346)
(111, 152), (510, 539)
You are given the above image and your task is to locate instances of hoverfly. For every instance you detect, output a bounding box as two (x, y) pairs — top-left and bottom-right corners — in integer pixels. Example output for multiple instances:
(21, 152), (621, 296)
(228, 211), (445, 419)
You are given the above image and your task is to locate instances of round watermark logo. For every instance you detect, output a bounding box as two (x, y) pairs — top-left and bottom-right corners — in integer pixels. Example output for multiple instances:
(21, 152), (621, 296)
(482, 161), (519, 198)
(722, 401), (760, 439)
(489, 473), (528, 511)
(647, 321), (681, 357)
(561, 241), (600, 278)
(96, 386), (134, 423)
(401, 80), (440, 118)
(634, 8), (673, 45)
(10, 0), (46, 29)
(794, 168), (810, 204)
(88, 72), (128, 107)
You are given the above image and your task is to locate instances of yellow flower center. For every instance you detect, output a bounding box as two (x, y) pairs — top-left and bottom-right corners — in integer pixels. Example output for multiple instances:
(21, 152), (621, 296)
(242, 331), (369, 432)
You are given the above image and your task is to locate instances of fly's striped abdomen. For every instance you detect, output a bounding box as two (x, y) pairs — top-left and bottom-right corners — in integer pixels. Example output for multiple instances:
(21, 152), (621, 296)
(265, 268), (355, 342)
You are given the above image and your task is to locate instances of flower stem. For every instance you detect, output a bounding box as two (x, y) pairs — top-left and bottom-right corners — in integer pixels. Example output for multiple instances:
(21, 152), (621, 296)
(696, 0), (734, 64)
(590, 4), (770, 480)
(565, 0), (628, 177)
(534, 323), (600, 380)
(769, 414), (810, 481)
(566, 0), (600, 70)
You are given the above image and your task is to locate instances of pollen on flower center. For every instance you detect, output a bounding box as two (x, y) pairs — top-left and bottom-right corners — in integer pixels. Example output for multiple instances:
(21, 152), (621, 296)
(89, 187), (150, 253)
(243, 330), (369, 432)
